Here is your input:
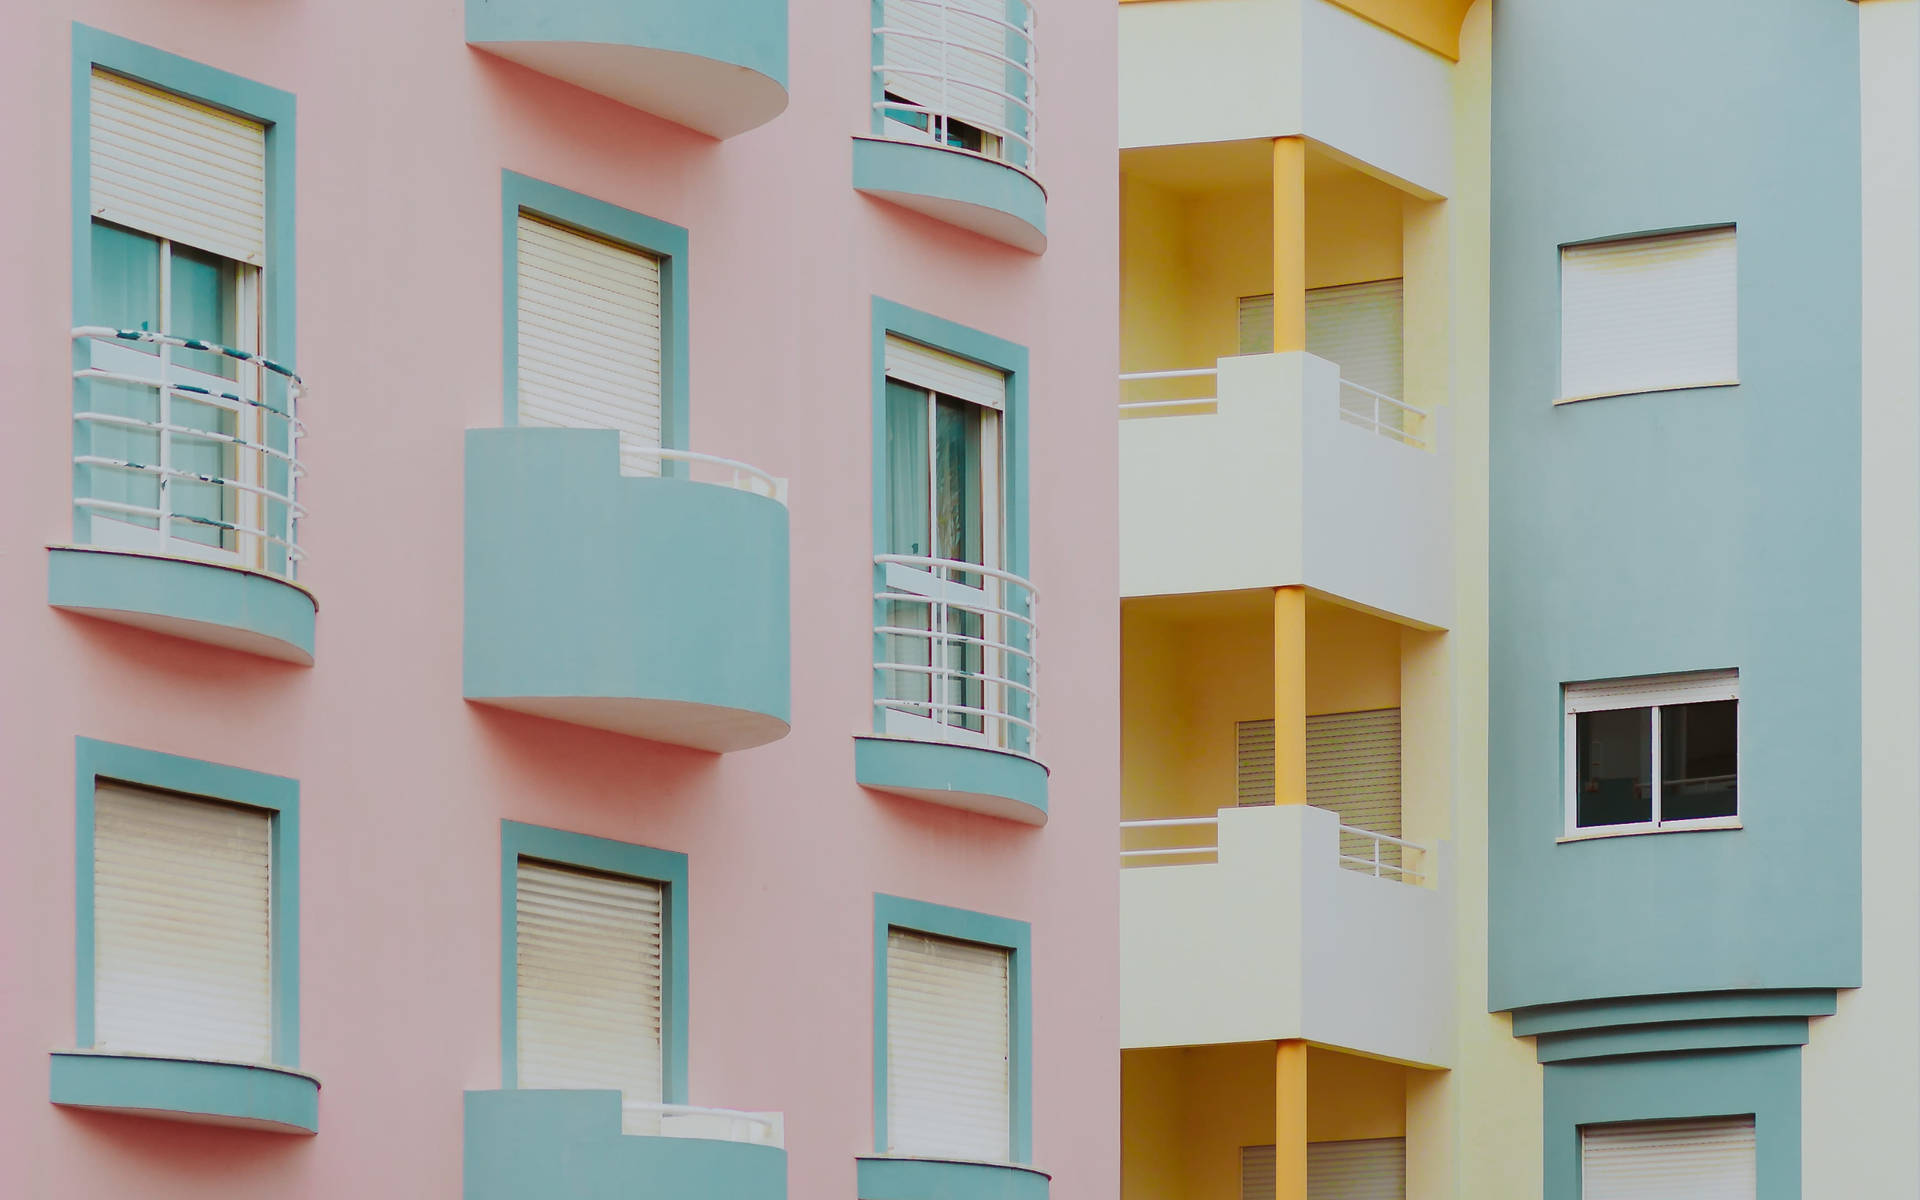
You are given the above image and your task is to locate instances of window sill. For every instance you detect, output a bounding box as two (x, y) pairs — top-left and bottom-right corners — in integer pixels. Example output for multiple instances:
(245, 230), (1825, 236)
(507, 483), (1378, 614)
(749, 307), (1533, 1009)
(49, 1050), (320, 1134)
(1557, 817), (1742, 844)
(856, 1155), (1050, 1200)
(1553, 379), (1739, 406)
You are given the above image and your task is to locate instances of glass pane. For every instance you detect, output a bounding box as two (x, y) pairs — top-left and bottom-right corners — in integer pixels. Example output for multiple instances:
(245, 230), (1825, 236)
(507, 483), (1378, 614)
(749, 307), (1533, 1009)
(934, 396), (983, 566)
(1661, 700), (1738, 821)
(885, 382), (930, 558)
(90, 221), (160, 343)
(169, 243), (240, 379)
(85, 222), (162, 530)
(1575, 707), (1652, 827)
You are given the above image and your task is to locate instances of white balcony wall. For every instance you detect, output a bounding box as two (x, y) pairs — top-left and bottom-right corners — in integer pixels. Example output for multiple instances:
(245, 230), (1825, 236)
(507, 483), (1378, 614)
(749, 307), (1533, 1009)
(1119, 803), (1452, 1067)
(1119, 0), (1452, 197)
(1119, 351), (1452, 627)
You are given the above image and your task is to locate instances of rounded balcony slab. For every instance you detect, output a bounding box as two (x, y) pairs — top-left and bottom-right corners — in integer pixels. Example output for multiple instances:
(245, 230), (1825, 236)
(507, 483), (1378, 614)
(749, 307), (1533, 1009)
(50, 1051), (320, 1135)
(852, 137), (1047, 254)
(854, 736), (1049, 825)
(47, 546), (316, 665)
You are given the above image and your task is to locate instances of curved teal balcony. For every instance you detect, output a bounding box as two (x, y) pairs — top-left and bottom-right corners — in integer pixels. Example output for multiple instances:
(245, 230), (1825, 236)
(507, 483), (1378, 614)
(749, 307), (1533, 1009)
(466, 0), (788, 138)
(853, 138), (1047, 254)
(464, 428), (791, 753)
(466, 1091), (786, 1200)
(50, 1051), (320, 1135)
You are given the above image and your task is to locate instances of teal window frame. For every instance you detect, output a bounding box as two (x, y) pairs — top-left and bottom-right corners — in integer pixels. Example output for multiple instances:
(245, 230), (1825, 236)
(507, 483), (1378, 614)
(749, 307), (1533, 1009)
(73, 736), (301, 1064)
(498, 820), (690, 1103)
(499, 171), (691, 475)
(1544, 1047), (1799, 1200)
(69, 25), (297, 553)
(871, 893), (1033, 1163)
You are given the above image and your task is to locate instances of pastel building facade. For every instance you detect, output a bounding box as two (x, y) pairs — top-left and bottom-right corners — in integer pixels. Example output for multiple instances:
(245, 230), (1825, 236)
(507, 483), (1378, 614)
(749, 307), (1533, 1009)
(1118, 0), (1919, 1198)
(0, 0), (1118, 1196)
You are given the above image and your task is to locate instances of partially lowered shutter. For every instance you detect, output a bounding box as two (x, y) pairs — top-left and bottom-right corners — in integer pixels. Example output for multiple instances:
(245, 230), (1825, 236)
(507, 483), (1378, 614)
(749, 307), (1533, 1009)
(1237, 718), (1275, 806)
(515, 860), (664, 1106)
(515, 214), (665, 476)
(1307, 709), (1402, 835)
(1307, 279), (1405, 399)
(886, 928), (1011, 1161)
(90, 69), (267, 265)
(1240, 1140), (1406, 1200)
(1560, 227), (1737, 401)
(881, 0), (1013, 132)
(1582, 1117), (1755, 1200)
(1241, 1145), (1277, 1200)
(1239, 294), (1275, 356)
(94, 783), (272, 1062)
(885, 335), (1006, 409)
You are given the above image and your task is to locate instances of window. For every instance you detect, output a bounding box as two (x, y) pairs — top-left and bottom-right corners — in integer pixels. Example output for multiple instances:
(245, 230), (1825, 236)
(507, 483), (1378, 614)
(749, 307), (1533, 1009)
(80, 69), (287, 571)
(1580, 1117), (1755, 1199)
(874, 895), (1031, 1164)
(75, 738), (299, 1067)
(874, 0), (1036, 168)
(1240, 1139), (1407, 1200)
(1564, 671), (1739, 835)
(1559, 226), (1737, 403)
(501, 822), (687, 1133)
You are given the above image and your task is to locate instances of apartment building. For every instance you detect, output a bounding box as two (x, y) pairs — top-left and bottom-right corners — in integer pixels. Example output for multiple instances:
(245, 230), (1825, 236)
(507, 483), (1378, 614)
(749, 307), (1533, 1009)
(0, 0), (1118, 1196)
(1116, 0), (1917, 1198)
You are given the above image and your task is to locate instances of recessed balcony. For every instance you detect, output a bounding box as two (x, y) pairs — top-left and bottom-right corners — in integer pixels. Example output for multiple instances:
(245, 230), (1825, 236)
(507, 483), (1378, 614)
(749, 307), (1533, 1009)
(463, 427), (791, 753)
(466, 0), (789, 138)
(53, 326), (315, 664)
(855, 0), (1046, 253)
(1118, 802), (1452, 1066)
(856, 554), (1047, 823)
(465, 1091), (786, 1200)
(1118, 351), (1451, 627)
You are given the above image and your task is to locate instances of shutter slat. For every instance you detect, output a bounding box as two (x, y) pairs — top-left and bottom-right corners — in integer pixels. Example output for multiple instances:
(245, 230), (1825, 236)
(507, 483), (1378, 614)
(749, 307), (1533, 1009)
(1242, 1139), (1406, 1200)
(885, 335), (1007, 410)
(1582, 1117), (1755, 1199)
(1239, 294), (1276, 356)
(515, 860), (664, 1105)
(516, 215), (665, 476)
(1307, 280), (1405, 401)
(1560, 227), (1737, 400)
(886, 929), (1011, 1161)
(93, 783), (272, 1062)
(90, 71), (267, 264)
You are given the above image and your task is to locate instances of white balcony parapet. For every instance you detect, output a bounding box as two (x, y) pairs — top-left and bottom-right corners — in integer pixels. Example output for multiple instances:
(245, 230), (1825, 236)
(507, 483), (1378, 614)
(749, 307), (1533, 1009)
(621, 1100), (785, 1148)
(873, 554), (1038, 758)
(71, 326), (307, 578)
(1120, 811), (1430, 883)
(1121, 367), (1428, 449)
(872, 0), (1039, 172)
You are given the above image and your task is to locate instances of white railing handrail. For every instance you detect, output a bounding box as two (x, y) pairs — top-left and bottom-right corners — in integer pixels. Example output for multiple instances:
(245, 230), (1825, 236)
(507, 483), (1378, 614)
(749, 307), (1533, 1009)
(1120, 816), (1219, 830)
(71, 326), (306, 577)
(621, 1100), (784, 1146)
(1337, 378), (1428, 420)
(1117, 809), (1431, 883)
(873, 554), (1038, 756)
(873, 0), (1038, 170)
(1338, 823), (1429, 883)
(630, 447), (788, 503)
(1118, 368), (1218, 383)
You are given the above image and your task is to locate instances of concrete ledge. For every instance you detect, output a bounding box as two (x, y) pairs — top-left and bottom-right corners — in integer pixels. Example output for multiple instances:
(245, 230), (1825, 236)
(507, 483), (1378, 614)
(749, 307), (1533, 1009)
(852, 137), (1047, 254)
(48, 546), (316, 665)
(854, 736), (1049, 825)
(50, 1051), (320, 1134)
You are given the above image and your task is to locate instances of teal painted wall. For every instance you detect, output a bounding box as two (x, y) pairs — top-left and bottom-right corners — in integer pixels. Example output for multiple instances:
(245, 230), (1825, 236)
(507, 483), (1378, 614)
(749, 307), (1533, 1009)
(463, 427), (790, 724)
(466, 0), (788, 89)
(1487, 0), (1863, 1011)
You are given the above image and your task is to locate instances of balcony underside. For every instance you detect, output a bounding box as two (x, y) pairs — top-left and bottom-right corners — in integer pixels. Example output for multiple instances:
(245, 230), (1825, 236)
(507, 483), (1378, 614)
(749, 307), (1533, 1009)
(47, 546), (316, 665)
(854, 735), (1049, 825)
(853, 138), (1047, 254)
(50, 1051), (320, 1135)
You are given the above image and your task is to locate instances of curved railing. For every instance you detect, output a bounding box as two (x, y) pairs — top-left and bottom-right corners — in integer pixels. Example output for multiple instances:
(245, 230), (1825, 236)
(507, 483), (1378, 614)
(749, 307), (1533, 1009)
(873, 554), (1037, 756)
(872, 0), (1038, 171)
(71, 327), (307, 578)
(621, 445), (788, 503)
(622, 1100), (785, 1147)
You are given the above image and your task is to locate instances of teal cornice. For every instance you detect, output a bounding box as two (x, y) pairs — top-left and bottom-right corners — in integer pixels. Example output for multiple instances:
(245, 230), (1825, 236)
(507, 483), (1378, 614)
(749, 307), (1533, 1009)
(51, 1052), (319, 1135)
(1509, 987), (1838, 1065)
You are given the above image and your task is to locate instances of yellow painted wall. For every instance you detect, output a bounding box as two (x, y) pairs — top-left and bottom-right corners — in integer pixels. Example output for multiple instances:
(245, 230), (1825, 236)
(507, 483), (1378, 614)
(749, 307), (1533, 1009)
(1122, 1043), (1412, 1200)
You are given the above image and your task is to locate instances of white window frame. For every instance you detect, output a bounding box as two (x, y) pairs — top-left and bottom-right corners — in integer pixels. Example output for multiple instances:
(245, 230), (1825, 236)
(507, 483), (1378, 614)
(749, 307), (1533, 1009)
(1562, 670), (1741, 841)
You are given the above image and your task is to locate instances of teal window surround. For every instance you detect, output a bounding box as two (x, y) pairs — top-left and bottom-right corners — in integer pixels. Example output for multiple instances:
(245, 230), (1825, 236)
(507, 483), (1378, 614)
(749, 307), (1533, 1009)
(69, 25), (298, 548)
(499, 170), (691, 477)
(1543, 1047), (1799, 1200)
(61, 737), (310, 1132)
(499, 820), (690, 1103)
(870, 893), (1033, 1166)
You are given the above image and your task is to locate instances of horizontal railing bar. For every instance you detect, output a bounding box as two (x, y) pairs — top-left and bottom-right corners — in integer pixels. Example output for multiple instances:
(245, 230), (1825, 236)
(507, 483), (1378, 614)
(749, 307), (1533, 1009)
(873, 661), (1037, 697)
(1119, 368), (1219, 382)
(1338, 378), (1427, 418)
(873, 596), (1037, 629)
(1121, 847), (1219, 860)
(73, 498), (306, 556)
(625, 448), (787, 500)
(872, 104), (1039, 155)
(74, 457), (305, 512)
(873, 624), (1036, 657)
(1120, 817), (1221, 829)
(873, 698), (1038, 733)
(1337, 825), (1428, 852)
(1118, 398), (1217, 413)
(74, 412), (304, 469)
(74, 367), (305, 427)
(72, 325), (305, 388)
(875, 554), (1037, 594)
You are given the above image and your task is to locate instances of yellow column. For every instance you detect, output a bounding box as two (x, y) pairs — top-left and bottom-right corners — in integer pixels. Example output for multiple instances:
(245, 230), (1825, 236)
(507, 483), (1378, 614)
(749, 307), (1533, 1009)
(1276, 1039), (1308, 1200)
(1271, 136), (1308, 353)
(1273, 585), (1307, 805)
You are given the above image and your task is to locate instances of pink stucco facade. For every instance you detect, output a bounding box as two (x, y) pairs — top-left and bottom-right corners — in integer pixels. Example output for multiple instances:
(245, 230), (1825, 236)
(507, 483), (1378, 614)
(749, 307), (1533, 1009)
(0, 0), (1119, 1193)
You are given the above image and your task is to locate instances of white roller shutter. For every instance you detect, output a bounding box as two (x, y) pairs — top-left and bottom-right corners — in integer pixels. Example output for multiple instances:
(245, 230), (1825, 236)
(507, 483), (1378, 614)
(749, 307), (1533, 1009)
(886, 928), (1011, 1161)
(1239, 294), (1276, 356)
(89, 70), (267, 265)
(1566, 670), (1739, 714)
(885, 335), (1006, 409)
(1560, 227), (1737, 401)
(1236, 718), (1275, 806)
(1581, 1117), (1755, 1200)
(1307, 709), (1402, 836)
(93, 783), (272, 1063)
(881, 0), (1013, 132)
(515, 860), (664, 1109)
(515, 214), (666, 476)
(1307, 279), (1405, 399)
(1241, 1140), (1406, 1200)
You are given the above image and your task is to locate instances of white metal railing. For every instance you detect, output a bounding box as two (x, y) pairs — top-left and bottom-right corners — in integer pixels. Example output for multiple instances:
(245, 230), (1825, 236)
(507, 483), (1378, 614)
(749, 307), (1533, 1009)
(1119, 816), (1219, 864)
(71, 326), (307, 578)
(1337, 824), (1428, 884)
(1117, 368), (1218, 413)
(621, 1101), (785, 1148)
(873, 0), (1038, 171)
(1338, 380), (1428, 449)
(874, 554), (1037, 757)
(621, 445), (788, 504)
